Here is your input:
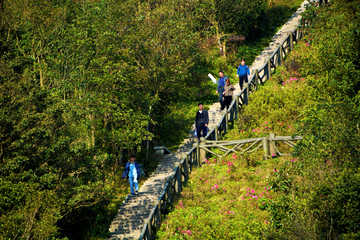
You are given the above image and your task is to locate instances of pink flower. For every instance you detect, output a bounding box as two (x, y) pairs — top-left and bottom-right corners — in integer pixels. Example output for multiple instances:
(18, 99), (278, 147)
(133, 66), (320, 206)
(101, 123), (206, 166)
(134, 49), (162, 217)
(232, 154), (236, 159)
(251, 189), (255, 194)
(264, 220), (268, 224)
(262, 202), (265, 205)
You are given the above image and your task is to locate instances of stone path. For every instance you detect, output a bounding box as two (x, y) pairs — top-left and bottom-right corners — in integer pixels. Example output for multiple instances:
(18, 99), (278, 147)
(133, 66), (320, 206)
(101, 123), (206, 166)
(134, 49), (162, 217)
(208, 0), (309, 130)
(108, 139), (194, 240)
(108, 1), (309, 239)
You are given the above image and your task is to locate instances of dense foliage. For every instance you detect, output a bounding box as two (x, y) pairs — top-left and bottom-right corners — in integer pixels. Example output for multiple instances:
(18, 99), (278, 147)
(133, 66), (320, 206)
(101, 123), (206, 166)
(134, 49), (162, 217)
(0, 0), (304, 238)
(156, 1), (360, 239)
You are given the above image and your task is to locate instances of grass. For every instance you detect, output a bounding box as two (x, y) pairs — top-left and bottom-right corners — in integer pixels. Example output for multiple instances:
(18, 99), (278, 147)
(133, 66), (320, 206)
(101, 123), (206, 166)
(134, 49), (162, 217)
(156, 153), (299, 239)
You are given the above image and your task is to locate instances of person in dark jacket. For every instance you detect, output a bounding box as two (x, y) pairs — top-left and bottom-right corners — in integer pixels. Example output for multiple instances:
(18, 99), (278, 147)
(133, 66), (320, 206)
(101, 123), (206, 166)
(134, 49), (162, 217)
(122, 155), (141, 195)
(195, 103), (209, 140)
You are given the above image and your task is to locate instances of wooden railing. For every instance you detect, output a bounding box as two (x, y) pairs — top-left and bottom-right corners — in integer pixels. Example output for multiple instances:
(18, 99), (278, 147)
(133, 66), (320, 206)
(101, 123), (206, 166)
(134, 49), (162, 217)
(139, 22), (305, 240)
(206, 29), (303, 141)
(139, 133), (303, 239)
(199, 134), (303, 160)
(139, 147), (198, 239)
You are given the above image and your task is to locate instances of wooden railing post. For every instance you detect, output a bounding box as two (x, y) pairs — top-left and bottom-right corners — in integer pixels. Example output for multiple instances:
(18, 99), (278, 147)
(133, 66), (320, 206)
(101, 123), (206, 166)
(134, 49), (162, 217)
(277, 45), (282, 66)
(235, 96), (239, 120)
(215, 125), (219, 141)
(196, 142), (200, 167)
(254, 69), (259, 86)
(200, 137), (206, 164)
(182, 154), (189, 182)
(289, 32), (293, 51)
(262, 137), (269, 159)
(225, 111), (229, 133)
(155, 200), (161, 227)
(280, 43), (284, 62)
(267, 58), (271, 80)
(174, 163), (182, 193)
(269, 133), (277, 157)
(187, 154), (192, 173)
(244, 83), (249, 105)
(143, 219), (152, 240)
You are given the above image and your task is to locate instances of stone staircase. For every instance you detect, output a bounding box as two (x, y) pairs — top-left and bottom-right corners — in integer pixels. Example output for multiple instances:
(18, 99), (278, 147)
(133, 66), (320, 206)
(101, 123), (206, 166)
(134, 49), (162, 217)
(108, 1), (309, 239)
(108, 138), (195, 240)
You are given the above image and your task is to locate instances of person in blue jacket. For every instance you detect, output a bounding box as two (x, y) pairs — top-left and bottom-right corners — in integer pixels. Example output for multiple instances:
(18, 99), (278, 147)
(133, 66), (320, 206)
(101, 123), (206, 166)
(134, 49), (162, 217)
(122, 155), (141, 195)
(237, 59), (250, 90)
(216, 70), (229, 111)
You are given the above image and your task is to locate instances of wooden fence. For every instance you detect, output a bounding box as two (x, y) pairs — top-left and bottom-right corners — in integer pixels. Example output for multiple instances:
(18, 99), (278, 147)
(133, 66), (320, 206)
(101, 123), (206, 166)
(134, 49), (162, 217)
(206, 28), (303, 141)
(138, 23), (305, 240)
(199, 134), (303, 160)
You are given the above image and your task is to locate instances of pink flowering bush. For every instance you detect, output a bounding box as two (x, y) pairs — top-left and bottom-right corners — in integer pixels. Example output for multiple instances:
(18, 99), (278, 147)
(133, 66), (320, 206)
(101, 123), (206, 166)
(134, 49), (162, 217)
(156, 148), (294, 239)
(230, 64), (313, 141)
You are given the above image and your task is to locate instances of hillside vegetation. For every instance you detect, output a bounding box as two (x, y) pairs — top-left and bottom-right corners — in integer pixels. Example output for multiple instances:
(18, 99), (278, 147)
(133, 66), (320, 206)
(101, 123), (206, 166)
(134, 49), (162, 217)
(0, 0), (313, 238)
(156, 1), (360, 239)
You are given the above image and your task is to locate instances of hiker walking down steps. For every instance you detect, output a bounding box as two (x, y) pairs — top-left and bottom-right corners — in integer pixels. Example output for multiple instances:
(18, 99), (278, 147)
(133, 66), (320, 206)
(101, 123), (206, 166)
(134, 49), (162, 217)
(216, 70), (229, 109)
(222, 78), (235, 110)
(195, 103), (209, 141)
(122, 155), (140, 195)
(237, 59), (250, 90)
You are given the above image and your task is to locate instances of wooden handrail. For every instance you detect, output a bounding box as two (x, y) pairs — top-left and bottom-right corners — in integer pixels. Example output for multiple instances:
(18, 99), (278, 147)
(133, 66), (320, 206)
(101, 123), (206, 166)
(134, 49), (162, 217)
(138, 10), (306, 240)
